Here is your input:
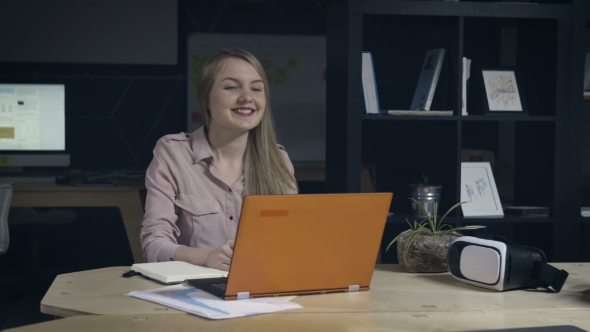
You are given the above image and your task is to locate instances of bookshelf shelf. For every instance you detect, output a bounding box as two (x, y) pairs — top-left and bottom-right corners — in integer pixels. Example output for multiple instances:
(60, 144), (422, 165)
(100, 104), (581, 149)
(326, 0), (585, 262)
(349, 1), (571, 19)
(387, 215), (555, 225)
(361, 114), (556, 122)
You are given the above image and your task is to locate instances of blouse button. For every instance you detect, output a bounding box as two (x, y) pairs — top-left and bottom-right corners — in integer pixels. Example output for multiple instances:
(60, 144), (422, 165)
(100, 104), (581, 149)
(229, 216), (233, 220)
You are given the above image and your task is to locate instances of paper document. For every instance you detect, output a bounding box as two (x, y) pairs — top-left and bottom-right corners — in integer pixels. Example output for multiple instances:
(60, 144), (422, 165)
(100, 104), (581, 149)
(126, 285), (302, 319)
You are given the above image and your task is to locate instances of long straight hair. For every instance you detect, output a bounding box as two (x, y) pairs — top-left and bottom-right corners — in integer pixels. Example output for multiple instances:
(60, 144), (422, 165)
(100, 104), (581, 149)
(196, 48), (296, 195)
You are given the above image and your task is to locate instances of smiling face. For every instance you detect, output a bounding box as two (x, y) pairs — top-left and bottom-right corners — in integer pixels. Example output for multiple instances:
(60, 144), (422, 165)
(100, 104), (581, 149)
(207, 57), (266, 136)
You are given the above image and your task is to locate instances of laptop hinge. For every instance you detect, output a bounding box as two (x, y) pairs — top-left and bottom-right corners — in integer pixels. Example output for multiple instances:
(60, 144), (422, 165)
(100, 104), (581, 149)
(348, 284), (360, 292)
(237, 292), (250, 300)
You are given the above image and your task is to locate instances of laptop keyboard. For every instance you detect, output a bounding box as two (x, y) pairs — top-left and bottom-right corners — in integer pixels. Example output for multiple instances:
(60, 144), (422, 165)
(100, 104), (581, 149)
(212, 283), (227, 290)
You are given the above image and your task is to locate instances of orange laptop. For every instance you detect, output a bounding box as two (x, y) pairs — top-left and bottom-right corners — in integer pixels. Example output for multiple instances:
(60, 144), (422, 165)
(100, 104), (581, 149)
(186, 192), (393, 300)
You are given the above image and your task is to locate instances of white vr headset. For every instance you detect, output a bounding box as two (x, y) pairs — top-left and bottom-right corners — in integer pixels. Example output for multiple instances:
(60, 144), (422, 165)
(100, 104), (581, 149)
(447, 236), (569, 292)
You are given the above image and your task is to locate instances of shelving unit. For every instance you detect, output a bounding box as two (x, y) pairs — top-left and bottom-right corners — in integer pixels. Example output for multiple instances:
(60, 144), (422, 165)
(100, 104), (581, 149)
(326, 0), (586, 262)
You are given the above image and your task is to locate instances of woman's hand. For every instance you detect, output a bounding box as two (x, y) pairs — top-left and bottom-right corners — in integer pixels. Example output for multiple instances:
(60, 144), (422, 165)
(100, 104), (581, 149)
(205, 240), (234, 271)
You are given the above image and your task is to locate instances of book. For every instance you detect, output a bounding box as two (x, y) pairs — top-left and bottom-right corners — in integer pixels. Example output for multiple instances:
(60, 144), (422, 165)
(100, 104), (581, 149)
(388, 110), (452, 116)
(584, 51), (590, 94)
(461, 57), (471, 116)
(129, 261), (228, 285)
(503, 206), (550, 218)
(361, 51), (380, 114)
(410, 48), (446, 111)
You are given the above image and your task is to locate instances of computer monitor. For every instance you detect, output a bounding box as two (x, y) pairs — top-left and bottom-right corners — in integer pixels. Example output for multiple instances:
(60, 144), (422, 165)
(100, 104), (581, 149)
(0, 83), (69, 171)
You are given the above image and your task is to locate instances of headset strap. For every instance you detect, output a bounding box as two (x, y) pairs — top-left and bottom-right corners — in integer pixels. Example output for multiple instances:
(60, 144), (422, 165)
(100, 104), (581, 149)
(534, 261), (569, 292)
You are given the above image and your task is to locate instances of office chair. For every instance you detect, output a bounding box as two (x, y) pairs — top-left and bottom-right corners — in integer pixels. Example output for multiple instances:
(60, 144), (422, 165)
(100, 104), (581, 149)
(0, 184), (13, 255)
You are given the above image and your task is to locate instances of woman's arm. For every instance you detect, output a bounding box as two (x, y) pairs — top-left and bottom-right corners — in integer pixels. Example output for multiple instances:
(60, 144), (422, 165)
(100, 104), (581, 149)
(140, 144), (184, 262)
(174, 240), (234, 271)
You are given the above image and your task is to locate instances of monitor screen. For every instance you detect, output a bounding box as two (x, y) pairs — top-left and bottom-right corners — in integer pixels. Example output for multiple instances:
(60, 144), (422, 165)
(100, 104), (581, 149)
(0, 83), (69, 168)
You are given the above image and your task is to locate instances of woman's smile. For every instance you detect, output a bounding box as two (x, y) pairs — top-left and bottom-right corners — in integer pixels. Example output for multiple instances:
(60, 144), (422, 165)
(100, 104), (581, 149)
(231, 107), (255, 117)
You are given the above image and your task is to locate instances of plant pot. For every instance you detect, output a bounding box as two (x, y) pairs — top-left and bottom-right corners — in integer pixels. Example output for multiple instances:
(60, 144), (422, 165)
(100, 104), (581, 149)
(397, 232), (459, 273)
(409, 184), (442, 218)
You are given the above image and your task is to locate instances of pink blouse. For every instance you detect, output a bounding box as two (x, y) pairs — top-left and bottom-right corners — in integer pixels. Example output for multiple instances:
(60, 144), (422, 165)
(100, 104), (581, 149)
(140, 126), (295, 262)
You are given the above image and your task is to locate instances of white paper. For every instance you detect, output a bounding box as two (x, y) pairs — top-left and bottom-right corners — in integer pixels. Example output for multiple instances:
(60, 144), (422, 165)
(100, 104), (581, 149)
(126, 285), (302, 320)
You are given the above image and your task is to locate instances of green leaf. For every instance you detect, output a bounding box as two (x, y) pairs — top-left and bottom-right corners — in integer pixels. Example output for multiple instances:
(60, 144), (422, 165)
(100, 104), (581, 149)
(437, 225), (486, 237)
(431, 202), (439, 231)
(437, 201), (466, 228)
(386, 229), (413, 252)
(393, 198), (486, 261)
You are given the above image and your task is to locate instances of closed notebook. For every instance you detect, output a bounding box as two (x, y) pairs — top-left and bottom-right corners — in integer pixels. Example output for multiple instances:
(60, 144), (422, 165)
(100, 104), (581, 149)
(130, 261), (228, 284)
(410, 48), (446, 111)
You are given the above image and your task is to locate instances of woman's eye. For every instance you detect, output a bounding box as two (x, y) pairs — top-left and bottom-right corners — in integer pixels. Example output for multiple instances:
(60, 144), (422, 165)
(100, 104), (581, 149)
(224, 86), (237, 90)
(252, 87), (263, 92)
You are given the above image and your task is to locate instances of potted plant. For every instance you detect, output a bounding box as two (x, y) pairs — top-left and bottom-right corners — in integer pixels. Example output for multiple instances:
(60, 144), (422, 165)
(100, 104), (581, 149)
(409, 174), (442, 218)
(387, 198), (485, 273)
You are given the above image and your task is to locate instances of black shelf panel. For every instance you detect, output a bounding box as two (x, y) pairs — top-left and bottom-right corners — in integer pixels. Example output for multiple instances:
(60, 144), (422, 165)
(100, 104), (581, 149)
(387, 214), (554, 224)
(460, 115), (556, 122)
(361, 114), (556, 122)
(461, 216), (554, 223)
(349, 0), (572, 19)
(362, 114), (459, 121)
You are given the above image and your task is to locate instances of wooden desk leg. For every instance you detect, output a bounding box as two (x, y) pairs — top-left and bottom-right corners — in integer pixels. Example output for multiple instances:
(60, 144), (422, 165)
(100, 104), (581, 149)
(115, 190), (146, 264)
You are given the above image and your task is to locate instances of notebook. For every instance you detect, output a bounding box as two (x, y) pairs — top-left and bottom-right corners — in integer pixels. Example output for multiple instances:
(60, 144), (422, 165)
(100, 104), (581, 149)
(129, 261), (227, 284)
(186, 192), (393, 300)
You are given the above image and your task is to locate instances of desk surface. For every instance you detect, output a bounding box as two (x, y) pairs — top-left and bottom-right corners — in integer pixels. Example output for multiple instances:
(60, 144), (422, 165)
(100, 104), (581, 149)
(38, 263), (590, 315)
(4, 263), (589, 331)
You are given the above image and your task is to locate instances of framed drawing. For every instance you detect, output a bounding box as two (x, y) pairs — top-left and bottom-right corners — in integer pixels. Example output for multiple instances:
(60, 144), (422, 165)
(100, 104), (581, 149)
(479, 67), (528, 115)
(460, 162), (504, 217)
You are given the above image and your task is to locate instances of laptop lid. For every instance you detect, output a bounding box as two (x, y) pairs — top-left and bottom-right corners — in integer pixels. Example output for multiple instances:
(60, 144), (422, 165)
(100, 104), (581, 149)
(222, 192), (393, 300)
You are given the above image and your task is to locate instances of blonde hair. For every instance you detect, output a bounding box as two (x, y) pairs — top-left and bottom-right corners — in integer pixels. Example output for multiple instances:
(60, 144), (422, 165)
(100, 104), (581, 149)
(196, 48), (297, 195)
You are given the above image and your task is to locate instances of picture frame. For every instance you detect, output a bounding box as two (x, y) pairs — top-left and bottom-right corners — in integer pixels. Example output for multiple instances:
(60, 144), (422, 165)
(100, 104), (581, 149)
(460, 162), (504, 218)
(478, 67), (528, 115)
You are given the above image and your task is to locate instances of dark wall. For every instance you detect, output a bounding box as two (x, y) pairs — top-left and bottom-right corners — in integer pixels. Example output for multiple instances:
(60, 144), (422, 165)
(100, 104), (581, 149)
(0, 0), (549, 176)
(0, 0), (341, 171)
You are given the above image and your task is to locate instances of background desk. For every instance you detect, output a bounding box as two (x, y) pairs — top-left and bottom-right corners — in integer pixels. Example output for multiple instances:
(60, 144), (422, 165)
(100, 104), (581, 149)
(5, 263), (585, 331)
(10, 184), (146, 264)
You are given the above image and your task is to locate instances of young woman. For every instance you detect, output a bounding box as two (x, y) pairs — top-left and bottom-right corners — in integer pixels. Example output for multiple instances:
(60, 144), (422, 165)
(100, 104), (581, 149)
(140, 49), (297, 271)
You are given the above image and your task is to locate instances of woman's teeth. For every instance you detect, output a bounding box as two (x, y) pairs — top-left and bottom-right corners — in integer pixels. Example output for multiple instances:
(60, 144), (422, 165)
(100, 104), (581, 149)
(233, 109), (253, 114)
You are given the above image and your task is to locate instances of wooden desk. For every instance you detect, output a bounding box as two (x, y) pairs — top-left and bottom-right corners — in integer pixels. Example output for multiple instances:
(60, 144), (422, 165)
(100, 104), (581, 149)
(5, 310), (590, 332)
(10, 184), (145, 263)
(25, 263), (590, 331)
